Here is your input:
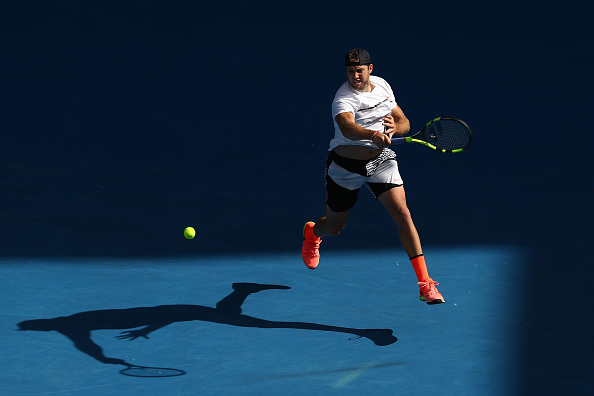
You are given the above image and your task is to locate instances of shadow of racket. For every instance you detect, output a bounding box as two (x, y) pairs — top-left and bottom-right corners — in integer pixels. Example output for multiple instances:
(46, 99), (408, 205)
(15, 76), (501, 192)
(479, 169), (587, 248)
(120, 364), (186, 378)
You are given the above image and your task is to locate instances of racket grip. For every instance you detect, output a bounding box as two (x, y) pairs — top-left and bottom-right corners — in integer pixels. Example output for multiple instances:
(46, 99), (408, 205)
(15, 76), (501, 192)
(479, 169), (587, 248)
(391, 137), (406, 145)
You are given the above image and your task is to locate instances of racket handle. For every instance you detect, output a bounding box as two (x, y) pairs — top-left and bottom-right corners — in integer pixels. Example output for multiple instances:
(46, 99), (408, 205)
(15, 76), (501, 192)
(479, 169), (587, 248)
(391, 137), (407, 145)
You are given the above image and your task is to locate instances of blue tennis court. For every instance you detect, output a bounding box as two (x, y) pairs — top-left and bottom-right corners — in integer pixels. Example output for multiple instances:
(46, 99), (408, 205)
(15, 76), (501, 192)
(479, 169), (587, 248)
(1, 1), (592, 395)
(3, 247), (526, 395)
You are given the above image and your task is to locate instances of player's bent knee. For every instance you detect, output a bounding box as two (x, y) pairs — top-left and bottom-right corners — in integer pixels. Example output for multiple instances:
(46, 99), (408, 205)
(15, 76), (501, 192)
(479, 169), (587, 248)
(397, 216), (416, 233)
(390, 207), (413, 227)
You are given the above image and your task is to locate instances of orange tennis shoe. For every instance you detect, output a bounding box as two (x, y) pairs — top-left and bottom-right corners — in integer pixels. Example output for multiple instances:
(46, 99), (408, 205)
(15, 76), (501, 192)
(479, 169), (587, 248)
(418, 280), (445, 305)
(302, 221), (321, 269)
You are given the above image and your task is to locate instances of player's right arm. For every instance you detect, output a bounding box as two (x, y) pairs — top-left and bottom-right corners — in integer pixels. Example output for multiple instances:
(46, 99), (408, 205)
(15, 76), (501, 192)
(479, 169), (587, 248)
(335, 112), (392, 148)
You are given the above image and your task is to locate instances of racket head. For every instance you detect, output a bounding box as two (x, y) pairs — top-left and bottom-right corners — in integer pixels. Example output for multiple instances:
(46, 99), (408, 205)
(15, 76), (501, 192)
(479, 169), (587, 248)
(120, 366), (186, 377)
(421, 117), (472, 153)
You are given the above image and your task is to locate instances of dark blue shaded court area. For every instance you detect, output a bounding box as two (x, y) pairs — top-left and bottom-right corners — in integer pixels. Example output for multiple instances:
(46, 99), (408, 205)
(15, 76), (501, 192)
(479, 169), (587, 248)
(1, 1), (593, 395)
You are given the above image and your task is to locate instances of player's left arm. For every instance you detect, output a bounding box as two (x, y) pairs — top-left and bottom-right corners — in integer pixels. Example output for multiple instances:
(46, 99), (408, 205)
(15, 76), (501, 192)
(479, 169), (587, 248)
(382, 105), (410, 138)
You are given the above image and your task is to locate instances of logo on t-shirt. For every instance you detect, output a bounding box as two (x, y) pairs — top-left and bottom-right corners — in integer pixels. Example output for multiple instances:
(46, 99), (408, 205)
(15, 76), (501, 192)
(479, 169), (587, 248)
(359, 96), (391, 112)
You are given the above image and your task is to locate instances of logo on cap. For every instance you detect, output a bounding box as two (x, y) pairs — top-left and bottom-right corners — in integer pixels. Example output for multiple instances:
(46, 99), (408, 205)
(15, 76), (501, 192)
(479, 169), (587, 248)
(345, 48), (371, 66)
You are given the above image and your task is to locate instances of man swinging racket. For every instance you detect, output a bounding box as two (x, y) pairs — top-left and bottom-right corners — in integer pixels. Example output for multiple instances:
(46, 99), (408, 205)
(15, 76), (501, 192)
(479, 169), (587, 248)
(302, 48), (444, 304)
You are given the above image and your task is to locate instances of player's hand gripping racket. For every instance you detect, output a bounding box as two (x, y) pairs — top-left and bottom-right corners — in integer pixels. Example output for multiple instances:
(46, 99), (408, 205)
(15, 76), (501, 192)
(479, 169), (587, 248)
(391, 117), (472, 153)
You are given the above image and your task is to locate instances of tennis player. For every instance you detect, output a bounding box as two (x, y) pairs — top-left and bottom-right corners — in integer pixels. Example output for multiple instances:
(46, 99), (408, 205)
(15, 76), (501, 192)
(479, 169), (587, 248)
(302, 48), (444, 304)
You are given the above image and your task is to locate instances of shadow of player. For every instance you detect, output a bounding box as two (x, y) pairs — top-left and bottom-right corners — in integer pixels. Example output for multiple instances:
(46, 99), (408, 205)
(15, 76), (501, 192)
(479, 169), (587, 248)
(17, 283), (397, 368)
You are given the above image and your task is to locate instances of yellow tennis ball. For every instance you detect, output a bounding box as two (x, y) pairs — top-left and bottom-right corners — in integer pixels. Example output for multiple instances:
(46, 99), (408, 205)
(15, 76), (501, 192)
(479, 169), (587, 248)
(184, 227), (195, 239)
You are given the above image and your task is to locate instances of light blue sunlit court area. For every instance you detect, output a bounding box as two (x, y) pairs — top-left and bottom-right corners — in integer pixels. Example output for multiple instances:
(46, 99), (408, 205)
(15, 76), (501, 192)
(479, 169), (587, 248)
(3, 248), (524, 395)
(1, 1), (592, 395)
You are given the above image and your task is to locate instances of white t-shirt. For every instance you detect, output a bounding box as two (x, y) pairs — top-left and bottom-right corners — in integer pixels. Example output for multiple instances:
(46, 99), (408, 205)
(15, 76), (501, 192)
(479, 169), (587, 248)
(329, 75), (397, 151)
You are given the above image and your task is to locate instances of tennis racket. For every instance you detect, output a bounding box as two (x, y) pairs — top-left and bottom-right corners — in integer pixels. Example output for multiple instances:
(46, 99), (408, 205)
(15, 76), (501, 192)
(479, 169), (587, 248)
(391, 117), (472, 153)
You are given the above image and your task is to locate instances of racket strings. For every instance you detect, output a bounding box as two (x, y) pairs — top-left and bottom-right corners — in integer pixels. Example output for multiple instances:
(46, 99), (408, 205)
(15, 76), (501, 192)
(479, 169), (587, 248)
(423, 119), (471, 151)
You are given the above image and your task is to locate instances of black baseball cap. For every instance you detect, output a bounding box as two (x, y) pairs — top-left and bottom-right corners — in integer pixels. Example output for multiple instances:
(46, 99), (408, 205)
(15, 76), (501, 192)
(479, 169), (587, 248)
(345, 48), (371, 66)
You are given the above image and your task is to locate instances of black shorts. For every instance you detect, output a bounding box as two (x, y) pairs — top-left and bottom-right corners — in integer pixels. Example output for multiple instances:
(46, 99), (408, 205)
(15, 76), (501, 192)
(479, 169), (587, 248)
(325, 148), (403, 212)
